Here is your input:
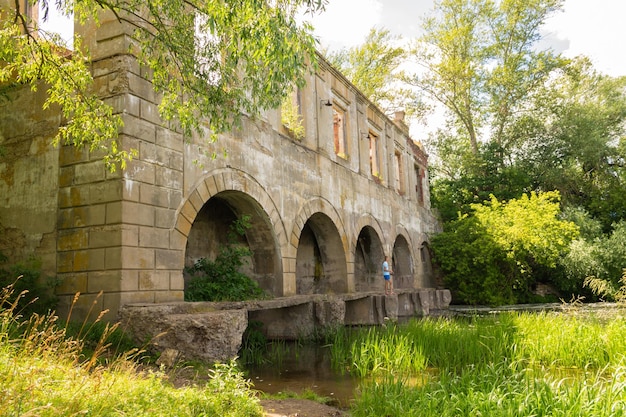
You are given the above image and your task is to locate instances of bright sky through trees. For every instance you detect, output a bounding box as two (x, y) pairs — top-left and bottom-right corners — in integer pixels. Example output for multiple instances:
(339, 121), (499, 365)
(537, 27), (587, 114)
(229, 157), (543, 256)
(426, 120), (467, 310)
(308, 0), (626, 78)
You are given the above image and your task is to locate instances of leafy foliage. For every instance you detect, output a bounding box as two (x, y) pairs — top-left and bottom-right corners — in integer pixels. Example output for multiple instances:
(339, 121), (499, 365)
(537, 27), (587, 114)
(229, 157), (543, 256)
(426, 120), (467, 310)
(2, 0), (326, 170)
(280, 85), (305, 139)
(326, 28), (425, 118)
(431, 192), (579, 305)
(0, 254), (58, 317)
(185, 215), (265, 302)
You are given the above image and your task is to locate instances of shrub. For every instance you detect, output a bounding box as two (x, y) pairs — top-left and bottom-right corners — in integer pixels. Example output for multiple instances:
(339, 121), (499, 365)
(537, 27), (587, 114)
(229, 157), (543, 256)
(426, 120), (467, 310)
(185, 215), (265, 302)
(0, 253), (58, 317)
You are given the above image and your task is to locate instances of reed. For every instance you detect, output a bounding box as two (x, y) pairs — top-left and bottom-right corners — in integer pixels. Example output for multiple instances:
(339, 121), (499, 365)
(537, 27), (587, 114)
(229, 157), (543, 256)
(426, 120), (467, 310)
(346, 309), (626, 416)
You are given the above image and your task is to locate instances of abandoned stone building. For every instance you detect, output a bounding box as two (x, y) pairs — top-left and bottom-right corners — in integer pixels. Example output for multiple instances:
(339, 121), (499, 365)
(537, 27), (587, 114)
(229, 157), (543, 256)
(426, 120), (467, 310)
(0, 6), (443, 327)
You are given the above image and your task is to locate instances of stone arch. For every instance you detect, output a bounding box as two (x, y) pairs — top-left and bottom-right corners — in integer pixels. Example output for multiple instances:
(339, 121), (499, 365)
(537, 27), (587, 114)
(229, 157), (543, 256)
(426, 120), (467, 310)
(419, 240), (436, 288)
(354, 215), (385, 292)
(172, 169), (287, 296)
(291, 198), (348, 295)
(392, 232), (414, 289)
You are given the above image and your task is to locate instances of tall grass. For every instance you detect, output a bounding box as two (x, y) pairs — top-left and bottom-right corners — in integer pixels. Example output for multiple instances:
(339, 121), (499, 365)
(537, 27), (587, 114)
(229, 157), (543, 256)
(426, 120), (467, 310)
(0, 282), (264, 417)
(352, 362), (626, 416)
(341, 309), (626, 416)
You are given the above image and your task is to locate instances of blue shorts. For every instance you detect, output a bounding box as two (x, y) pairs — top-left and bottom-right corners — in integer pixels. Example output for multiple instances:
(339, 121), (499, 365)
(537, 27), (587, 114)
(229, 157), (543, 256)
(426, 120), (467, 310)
(384, 274), (391, 281)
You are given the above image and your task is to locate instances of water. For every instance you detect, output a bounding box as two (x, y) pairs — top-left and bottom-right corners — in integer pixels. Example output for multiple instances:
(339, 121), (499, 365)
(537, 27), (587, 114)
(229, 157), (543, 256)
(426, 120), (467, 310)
(242, 343), (359, 409)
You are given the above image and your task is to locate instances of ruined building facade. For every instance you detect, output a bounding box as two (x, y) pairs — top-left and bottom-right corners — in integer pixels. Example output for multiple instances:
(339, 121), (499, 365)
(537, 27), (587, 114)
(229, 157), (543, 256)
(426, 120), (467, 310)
(0, 9), (440, 321)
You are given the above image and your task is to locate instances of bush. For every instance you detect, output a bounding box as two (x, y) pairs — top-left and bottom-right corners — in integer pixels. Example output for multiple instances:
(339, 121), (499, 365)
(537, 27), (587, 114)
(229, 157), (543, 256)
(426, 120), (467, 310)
(0, 253), (58, 317)
(432, 192), (579, 305)
(185, 215), (265, 302)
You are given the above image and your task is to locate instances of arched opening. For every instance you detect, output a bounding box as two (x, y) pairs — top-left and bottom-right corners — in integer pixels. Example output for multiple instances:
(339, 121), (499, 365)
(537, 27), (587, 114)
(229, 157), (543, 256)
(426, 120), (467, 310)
(354, 226), (384, 292)
(295, 212), (347, 294)
(184, 190), (282, 297)
(420, 242), (435, 288)
(392, 234), (414, 289)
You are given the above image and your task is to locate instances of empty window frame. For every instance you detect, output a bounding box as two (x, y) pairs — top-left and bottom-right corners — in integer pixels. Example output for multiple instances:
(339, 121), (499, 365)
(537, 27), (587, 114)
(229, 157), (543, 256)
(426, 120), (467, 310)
(333, 106), (347, 158)
(415, 164), (424, 204)
(281, 86), (305, 139)
(369, 132), (380, 178)
(394, 150), (405, 193)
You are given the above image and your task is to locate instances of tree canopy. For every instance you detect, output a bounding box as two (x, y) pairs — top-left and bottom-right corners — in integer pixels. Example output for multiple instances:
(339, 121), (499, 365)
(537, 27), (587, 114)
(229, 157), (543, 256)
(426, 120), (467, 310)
(1, 0), (326, 170)
(326, 27), (426, 118)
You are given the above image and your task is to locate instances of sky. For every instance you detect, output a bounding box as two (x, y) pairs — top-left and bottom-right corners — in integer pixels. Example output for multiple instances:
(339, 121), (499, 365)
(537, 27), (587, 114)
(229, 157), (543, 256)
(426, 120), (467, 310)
(306, 0), (626, 78)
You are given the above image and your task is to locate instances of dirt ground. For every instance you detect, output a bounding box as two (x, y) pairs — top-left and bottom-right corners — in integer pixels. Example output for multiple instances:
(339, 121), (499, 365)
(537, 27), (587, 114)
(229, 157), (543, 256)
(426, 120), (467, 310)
(260, 398), (348, 417)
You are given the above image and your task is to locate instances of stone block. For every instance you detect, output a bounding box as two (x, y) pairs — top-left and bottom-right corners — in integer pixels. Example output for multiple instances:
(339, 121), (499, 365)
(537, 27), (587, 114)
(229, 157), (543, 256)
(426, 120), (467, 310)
(314, 298), (345, 328)
(121, 114), (157, 142)
(87, 248), (106, 271)
(105, 247), (122, 270)
(89, 226), (121, 248)
(59, 146), (89, 167)
(58, 185), (89, 208)
(155, 208), (175, 229)
(139, 270), (170, 290)
(155, 165), (183, 189)
(128, 72), (157, 103)
(139, 226), (170, 249)
(156, 126), (184, 152)
(169, 228), (186, 251)
(58, 205), (106, 229)
(121, 201), (155, 227)
(74, 161), (106, 185)
(121, 225), (139, 246)
(119, 307), (247, 363)
(124, 159), (156, 184)
(344, 296), (375, 325)
(119, 291), (156, 305)
(175, 212), (192, 236)
(88, 270), (122, 293)
(169, 271), (185, 291)
(57, 229), (89, 251)
(56, 273), (88, 295)
(140, 99), (162, 125)
(105, 201), (122, 224)
(140, 184), (170, 208)
(89, 180), (123, 204)
(57, 252), (74, 273)
(155, 249), (184, 270)
(120, 269), (139, 292)
(250, 302), (314, 340)
(121, 247), (155, 269)
(121, 179), (140, 202)
(154, 290), (184, 303)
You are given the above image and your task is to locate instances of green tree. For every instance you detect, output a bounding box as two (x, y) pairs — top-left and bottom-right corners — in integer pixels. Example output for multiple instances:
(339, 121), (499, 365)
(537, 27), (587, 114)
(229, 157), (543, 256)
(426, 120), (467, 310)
(1, 0), (326, 170)
(326, 27), (423, 117)
(431, 191), (579, 305)
(413, 0), (565, 156)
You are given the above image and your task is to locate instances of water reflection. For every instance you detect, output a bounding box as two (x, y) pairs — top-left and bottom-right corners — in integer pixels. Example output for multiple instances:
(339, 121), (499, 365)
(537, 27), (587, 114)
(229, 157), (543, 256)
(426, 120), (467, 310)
(243, 343), (358, 408)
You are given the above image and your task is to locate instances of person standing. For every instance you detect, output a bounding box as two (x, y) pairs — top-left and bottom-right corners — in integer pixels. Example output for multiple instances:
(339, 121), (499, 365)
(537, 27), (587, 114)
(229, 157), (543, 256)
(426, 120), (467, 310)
(382, 255), (394, 295)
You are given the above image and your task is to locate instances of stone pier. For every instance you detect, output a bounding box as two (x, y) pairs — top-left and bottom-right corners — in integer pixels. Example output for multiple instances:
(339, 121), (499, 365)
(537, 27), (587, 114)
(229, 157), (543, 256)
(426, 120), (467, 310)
(119, 289), (451, 363)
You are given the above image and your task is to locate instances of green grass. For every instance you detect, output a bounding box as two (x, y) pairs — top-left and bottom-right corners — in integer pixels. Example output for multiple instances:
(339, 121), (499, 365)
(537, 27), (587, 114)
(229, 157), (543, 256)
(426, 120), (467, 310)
(336, 309), (626, 417)
(0, 283), (264, 417)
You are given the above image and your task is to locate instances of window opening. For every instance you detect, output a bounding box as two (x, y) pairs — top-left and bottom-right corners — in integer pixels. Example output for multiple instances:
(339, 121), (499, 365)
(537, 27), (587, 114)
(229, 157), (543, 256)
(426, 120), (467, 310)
(369, 132), (380, 178)
(415, 164), (424, 204)
(394, 151), (404, 193)
(333, 106), (347, 158)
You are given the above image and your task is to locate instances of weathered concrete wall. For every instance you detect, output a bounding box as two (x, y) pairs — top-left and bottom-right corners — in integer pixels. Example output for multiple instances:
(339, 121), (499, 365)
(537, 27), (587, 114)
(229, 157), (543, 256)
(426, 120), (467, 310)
(1, 9), (441, 322)
(0, 83), (60, 277)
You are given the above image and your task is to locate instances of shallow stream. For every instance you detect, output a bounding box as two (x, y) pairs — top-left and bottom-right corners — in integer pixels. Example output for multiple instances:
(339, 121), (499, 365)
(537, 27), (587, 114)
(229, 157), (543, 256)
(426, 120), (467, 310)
(243, 344), (358, 408)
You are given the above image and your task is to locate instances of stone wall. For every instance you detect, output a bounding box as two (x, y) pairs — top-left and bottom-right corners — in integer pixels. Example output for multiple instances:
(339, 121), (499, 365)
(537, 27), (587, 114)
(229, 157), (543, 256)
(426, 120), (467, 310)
(0, 8), (441, 322)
